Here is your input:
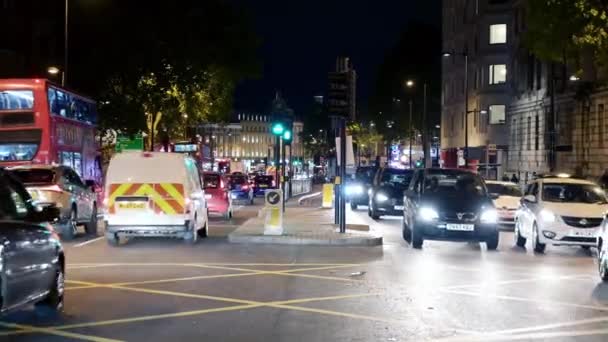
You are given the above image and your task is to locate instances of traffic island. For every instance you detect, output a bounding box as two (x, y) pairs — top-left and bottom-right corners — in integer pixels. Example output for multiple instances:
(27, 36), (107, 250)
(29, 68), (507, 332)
(228, 207), (382, 246)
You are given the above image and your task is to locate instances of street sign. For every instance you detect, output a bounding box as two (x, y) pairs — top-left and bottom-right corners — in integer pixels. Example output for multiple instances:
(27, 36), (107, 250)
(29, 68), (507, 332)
(115, 134), (144, 152)
(264, 189), (283, 235)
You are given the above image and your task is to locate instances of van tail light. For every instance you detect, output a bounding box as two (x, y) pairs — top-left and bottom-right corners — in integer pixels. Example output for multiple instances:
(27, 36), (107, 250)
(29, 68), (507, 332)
(220, 179), (225, 189)
(184, 198), (191, 214)
(272, 180), (276, 187)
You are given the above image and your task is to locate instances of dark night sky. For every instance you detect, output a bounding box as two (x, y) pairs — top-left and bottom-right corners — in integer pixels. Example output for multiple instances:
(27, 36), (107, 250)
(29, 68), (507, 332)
(231, 0), (441, 117)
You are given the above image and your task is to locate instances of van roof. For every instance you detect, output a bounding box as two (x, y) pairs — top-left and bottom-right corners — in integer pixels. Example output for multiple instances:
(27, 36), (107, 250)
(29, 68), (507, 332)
(106, 152), (193, 185)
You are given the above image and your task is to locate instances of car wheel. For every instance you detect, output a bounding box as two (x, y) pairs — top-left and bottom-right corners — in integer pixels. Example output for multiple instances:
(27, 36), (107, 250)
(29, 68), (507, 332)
(350, 202), (357, 210)
(411, 222), (423, 249)
(486, 229), (499, 251)
(514, 220), (527, 248)
(63, 208), (78, 240)
(36, 266), (64, 311)
(184, 219), (198, 245)
(85, 204), (98, 235)
(105, 231), (120, 246)
(599, 248), (608, 282)
(367, 204), (372, 217)
(532, 223), (546, 254)
(369, 201), (380, 219)
(402, 218), (411, 242)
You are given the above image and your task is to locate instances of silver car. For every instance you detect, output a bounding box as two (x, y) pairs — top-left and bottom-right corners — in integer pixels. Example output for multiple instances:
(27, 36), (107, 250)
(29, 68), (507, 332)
(9, 165), (98, 239)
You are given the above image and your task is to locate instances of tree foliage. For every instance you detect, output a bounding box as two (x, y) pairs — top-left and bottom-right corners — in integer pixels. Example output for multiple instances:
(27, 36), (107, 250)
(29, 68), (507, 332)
(525, 0), (608, 77)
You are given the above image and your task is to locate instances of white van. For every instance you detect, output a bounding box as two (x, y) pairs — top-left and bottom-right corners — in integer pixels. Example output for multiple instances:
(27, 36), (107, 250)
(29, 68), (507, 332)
(103, 152), (208, 246)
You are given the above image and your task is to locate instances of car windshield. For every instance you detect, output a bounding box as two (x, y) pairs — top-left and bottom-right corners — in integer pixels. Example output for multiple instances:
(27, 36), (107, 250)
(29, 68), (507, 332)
(203, 174), (221, 189)
(380, 169), (412, 189)
(542, 183), (608, 204)
(11, 169), (56, 185)
(424, 170), (487, 196)
(486, 183), (522, 197)
(355, 167), (376, 183)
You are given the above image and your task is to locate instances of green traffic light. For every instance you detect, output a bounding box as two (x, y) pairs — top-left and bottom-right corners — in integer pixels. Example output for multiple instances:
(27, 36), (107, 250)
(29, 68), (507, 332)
(272, 123), (285, 135)
(283, 130), (292, 141)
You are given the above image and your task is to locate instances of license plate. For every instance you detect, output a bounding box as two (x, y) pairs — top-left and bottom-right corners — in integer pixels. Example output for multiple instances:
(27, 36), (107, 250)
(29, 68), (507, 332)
(447, 224), (474, 231)
(573, 230), (595, 237)
(117, 202), (147, 210)
(394, 205), (404, 210)
(205, 194), (212, 199)
(259, 185), (268, 188)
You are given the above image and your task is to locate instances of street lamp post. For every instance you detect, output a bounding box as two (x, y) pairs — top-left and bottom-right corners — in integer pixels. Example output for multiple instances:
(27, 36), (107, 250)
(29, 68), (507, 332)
(406, 80), (414, 168)
(64, 0), (68, 86)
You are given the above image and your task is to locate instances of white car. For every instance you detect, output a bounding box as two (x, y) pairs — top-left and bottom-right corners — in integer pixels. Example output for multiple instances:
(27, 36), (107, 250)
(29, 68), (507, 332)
(486, 180), (522, 227)
(514, 175), (608, 253)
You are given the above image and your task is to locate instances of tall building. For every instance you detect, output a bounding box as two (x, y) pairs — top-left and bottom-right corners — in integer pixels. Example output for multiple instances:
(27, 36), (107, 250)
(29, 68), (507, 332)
(441, 0), (514, 178)
(327, 57), (357, 121)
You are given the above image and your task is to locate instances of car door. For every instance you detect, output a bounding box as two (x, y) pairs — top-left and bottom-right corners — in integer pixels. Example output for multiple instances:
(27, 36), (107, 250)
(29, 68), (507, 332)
(65, 168), (92, 221)
(520, 182), (539, 238)
(0, 180), (50, 307)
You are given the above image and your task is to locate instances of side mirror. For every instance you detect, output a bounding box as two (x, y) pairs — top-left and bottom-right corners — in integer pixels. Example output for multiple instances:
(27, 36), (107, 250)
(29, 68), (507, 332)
(32, 205), (61, 223)
(522, 195), (537, 203)
(85, 180), (96, 192)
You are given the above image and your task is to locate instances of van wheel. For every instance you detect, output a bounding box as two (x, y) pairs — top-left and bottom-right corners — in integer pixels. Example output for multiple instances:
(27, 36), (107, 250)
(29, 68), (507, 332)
(198, 221), (208, 239)
(105, 232), (120, 246)
(85, 204), (98, 235)
(184, 220), (198, 245)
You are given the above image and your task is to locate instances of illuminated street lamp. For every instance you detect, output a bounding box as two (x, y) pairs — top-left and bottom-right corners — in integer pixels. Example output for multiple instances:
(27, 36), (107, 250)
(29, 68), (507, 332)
(47, 66), (65, 86)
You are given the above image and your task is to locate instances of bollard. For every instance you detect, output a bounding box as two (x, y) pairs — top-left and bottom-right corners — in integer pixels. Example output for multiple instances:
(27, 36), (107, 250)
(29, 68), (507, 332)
(322, 183), (333, 208)
(264, 189), (283, 235)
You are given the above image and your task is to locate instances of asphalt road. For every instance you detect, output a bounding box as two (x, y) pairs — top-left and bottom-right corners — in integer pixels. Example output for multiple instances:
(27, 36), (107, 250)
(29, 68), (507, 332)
(2, 198), (608, 342)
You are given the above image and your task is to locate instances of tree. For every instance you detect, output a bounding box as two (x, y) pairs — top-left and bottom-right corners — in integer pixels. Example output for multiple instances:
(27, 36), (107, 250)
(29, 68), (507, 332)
(525, 0), (608, 79)
(301, 99), (332, 159)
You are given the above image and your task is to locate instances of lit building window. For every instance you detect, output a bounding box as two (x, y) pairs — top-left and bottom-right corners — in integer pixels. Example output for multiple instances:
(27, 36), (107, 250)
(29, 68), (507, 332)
(489, 105), (506, 124)
(489, 24), (507, 44)
(489, 64), (507, 84)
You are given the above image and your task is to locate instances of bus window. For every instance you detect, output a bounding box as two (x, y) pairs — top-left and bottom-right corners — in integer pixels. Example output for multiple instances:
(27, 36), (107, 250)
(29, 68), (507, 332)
(0, 90), (34, 110)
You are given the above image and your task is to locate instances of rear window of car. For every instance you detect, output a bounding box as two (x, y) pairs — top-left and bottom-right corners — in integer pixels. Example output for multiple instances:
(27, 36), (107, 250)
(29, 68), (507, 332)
(231, 176), (247, 184)
(11, 169), (56, 184)
(255, 176), (272, 183)
(203, 174), (221, 189)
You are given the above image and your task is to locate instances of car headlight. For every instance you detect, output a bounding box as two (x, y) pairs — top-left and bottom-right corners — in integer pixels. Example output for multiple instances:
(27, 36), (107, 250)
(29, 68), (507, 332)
(375, 193), (389, 202)
(480, 209), (498, 224)
(346, 184), (363, 195)
(540, 209), (556, 222)
(418, 207), (439, 221)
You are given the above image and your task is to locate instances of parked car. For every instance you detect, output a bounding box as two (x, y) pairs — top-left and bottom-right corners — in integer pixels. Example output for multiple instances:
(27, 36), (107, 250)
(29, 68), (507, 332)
(203, 171), (232, 219)
(346, 166), (377, 210)
(485, 180), (523, 228)
(228, 173), (254, 204)
(104, 152), (209, 246)
(514, 175), (608, 253)
(368, 168), (414, 219)
(402, 168), (500, 250)
(0, 169), (65, 314)
(598, 219), (608, 282)
(253, 175), (275, 197)
(9, 165), (98, 240)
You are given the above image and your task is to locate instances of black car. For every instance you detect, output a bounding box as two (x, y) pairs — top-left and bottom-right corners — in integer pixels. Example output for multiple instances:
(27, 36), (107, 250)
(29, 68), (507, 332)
(346, 166), (378, 210)
(368, 168), (414, 219)
(0, 169), (64, 314)
(402, 168), (499, 250)
(253, 175), (275, 197)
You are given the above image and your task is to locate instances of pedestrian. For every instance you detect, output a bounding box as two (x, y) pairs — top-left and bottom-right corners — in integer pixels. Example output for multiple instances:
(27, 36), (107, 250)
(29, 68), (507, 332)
(501, 174), (510, 182)
(511, 173), (519, 184)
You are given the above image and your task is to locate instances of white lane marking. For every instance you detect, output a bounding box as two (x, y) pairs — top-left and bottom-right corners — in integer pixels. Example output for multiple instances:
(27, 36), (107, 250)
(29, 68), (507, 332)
(481, 315), (608, 336)
(448, 328), (608, 341)
(443, 289), (608, 312)
(73, 236), (104, 248)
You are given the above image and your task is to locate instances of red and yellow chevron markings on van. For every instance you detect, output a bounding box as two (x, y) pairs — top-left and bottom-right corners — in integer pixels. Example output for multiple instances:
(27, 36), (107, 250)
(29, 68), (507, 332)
(107, 183), (185, 215)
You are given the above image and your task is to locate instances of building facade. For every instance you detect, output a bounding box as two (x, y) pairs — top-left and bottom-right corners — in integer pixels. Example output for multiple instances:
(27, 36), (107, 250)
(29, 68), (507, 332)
(441, 0), (514, 178)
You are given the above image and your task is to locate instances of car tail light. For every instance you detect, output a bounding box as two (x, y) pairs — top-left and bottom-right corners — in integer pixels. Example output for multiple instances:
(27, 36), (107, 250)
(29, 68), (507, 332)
(41, 185), (63, 193)
(220, 179), (225, 189)
(242, 185), (249, 190)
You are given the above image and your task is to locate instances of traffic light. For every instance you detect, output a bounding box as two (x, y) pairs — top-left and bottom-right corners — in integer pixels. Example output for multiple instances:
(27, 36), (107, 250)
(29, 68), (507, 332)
(283, 129), (292, 142)
(415, 160), (423, 168)
(271, 122), (285, 135)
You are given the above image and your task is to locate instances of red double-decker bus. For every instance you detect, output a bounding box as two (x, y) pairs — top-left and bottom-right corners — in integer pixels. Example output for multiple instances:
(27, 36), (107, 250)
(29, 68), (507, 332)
(0, 79), (102, 185)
